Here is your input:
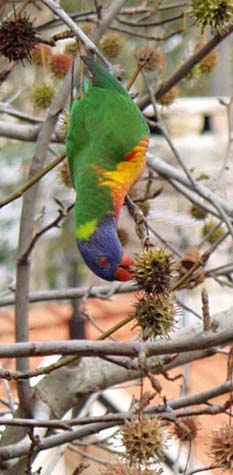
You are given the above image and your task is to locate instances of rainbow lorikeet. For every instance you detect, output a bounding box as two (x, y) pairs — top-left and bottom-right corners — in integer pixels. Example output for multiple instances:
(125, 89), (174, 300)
(66, 57), (150, 281)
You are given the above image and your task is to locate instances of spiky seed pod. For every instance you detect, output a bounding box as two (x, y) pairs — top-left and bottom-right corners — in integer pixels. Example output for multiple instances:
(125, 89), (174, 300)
(100, 32), (124, 59)
(197, 172), (210, 180)
(117, 228), (130, 246)
(31, 44), (52, 65)
(58, 160), (72, 188)
(50, 53), (73, 79)
(81, 22), (95, 36)
(132, 293), (176, 339)
(122, 418), (166, 464)
(192, 0), (233, 33)
(186, 64), (201, 81)
(158, 87), (178, 106)
(202, 219), (225, 244)
(200, 48), (219, 73)
(208, 424), (233, 470)
(100, 464), (163, 475)
(0, 15), (39, 62)
(64, 41), (79, 56)
(136, 45), (164, 71)
(189, 204), (208, 220)
(193, 40), (205, 52)
(32, 83), (55, 109)
(132, 247), (175, 294)
(194, 41), (219, 73)
(174, 418), (199, 442)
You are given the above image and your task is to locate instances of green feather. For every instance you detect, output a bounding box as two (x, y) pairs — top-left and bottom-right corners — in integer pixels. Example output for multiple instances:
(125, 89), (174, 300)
(82, 56), (128, 96)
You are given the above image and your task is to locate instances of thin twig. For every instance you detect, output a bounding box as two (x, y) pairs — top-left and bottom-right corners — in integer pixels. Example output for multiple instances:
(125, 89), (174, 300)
(0, 281), (135, 307)
(142, 71), (197, 188)
(0, 318), (232, 361)
(19, 202), (74, 263)
(0, 153), (66, 209)
(201, 288), (211, 331)
(214, 97), (233, 185)
(117, 12), (185, 27)
(68, 445), (111, 466)
(179, 465), (223, 475)
(137, 25), (233, 109)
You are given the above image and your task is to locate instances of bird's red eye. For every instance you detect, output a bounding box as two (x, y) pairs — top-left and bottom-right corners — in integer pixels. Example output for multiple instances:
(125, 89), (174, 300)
(98, 257), (109, 267)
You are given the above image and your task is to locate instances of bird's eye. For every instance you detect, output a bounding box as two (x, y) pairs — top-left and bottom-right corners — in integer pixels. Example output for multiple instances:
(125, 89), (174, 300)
(98, 257), (109, 267)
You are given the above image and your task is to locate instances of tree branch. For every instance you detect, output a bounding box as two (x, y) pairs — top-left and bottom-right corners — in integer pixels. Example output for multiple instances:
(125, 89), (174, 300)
(0, 305), (231, 360)
(147, 153), (233, 216)
(0, 282), (135, 307)
(14, 62), (79, 416)
(137, 26), (233, 109)
(0, 120), (64, 142)
(40, 0), (110, 65)
(0, 153), (65, 210)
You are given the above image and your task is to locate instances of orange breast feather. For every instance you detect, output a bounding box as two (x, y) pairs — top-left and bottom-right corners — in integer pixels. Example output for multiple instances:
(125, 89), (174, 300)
(96, 136), (149, 219)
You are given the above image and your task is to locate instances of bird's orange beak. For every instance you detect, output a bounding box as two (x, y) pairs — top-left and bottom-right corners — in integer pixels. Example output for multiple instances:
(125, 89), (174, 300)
(115, 254), (135, 281)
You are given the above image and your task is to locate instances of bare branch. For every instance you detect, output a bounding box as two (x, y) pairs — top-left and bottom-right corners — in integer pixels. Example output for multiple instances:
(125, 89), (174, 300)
(0, 282), (135, 307)
(0, 103), (43, 123)
(138, 26), (233, 108)
(0, 422), (114, 463)
(0, 305), (231, 360)
(91, 0), (128, 43)
(0, 120), (63, 141)
(14, 60), (79, 414)
(0, 153), (65, 210)
(147, 153), (233, 216)
(0, 120), (41, 141)
(40, 0), (111, 65)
